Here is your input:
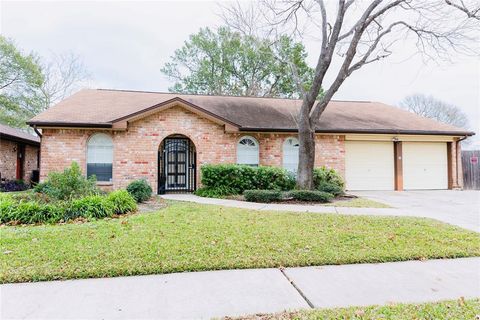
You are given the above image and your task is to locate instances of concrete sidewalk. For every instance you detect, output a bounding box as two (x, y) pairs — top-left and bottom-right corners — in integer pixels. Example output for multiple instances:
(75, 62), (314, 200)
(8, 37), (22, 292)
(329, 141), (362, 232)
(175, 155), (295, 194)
(161, 193), (479, 232)
(2, 258), (479, 319)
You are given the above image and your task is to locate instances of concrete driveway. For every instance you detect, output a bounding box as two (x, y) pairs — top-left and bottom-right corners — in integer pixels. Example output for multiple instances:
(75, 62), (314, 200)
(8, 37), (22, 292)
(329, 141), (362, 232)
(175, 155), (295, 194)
(352, 190), (480, 232)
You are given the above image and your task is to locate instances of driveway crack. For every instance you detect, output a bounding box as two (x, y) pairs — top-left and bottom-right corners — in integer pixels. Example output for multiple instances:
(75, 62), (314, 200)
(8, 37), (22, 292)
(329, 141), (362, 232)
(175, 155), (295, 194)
(279, 268), (315, 309)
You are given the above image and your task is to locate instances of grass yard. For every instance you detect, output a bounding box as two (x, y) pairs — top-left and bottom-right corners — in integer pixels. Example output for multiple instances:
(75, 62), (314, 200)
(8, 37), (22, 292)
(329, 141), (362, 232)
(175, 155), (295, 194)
(326, 197), (390, 208)
(1, 201), (479, 283)
(229, 298), (480, 320)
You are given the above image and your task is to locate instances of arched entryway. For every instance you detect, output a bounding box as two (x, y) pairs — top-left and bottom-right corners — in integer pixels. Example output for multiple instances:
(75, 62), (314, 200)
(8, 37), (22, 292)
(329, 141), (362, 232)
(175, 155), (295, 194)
(158, 135), (196, 194)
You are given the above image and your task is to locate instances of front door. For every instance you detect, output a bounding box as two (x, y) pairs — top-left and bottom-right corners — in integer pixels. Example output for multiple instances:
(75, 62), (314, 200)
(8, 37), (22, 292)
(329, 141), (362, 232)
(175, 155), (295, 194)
(158, 137), (196, 194)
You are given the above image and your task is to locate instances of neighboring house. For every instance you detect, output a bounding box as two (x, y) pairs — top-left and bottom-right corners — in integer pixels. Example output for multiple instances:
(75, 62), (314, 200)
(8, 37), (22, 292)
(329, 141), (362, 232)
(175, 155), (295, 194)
(27, 89), (474, 193)
(0, 124), (40, 183)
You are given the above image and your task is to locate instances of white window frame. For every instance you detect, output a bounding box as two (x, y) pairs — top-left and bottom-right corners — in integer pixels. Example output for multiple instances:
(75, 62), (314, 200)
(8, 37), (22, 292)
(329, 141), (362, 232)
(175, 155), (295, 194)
(283, 137), (299, 175)
(87, 133), (113, 182)
(237, 136), (259, 166)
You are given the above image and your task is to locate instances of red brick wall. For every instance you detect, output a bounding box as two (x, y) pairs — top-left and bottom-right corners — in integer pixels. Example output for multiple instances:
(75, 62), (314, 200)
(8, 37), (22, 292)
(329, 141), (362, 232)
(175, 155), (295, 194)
(23, 144), (39, 183)
(0, 139), (39, 182)
(453, 141), (462, 188)
(39, 105), (346, 191)
(0, 139), (17, 181)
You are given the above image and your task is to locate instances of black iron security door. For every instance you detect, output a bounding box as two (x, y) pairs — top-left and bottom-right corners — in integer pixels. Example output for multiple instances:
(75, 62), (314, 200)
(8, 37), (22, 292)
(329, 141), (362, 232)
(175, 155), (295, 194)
(158, 137), (196, 194)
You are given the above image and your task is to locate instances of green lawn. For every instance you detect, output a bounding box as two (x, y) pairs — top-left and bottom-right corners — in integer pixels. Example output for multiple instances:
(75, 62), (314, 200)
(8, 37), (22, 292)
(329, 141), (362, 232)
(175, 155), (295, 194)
(327, 197), (390, 208)
(1, 201), (479, 283)
(230, 299), (480, 320)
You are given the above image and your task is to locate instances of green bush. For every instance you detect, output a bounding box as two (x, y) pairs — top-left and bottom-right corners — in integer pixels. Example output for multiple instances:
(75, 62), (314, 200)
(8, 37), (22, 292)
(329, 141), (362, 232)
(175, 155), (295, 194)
(0, 195), (16, 223)
(200, 164), (295, 196)
(67, 195), (114, 220)
(313, 167), (344, 194)
(126, 179), (152, 203)
(243, 189), (283, 203)
(0, 187), (138, 225)
(15, 202), (65, 224)
(0, 196), (65, 224)
(107, 190), (137, 214)
(316, 181), (344, 197)
(287, 190), (334, 202)
(194, 186), (236, 198)
(34, 162), (99, 200)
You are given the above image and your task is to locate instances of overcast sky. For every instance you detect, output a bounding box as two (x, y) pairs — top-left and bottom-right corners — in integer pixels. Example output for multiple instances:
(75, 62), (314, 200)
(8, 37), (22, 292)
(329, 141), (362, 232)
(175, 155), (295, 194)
(1, 1), (479, 148)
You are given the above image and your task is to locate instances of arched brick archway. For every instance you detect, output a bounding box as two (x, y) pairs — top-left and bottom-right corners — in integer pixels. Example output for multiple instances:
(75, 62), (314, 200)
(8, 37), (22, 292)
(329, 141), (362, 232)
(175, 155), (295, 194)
(158, 134), (196, 194)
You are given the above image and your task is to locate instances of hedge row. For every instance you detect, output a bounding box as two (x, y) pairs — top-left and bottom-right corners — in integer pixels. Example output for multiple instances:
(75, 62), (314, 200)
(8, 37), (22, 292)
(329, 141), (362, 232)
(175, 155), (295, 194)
(196, 164), (296, 197)
(195, 164), (345, 198)
(0, 190), (137, 225)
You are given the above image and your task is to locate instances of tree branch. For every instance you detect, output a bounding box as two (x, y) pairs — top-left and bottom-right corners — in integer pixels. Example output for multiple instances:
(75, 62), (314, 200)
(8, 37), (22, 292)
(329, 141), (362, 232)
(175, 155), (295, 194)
(445, 0), (480, 20)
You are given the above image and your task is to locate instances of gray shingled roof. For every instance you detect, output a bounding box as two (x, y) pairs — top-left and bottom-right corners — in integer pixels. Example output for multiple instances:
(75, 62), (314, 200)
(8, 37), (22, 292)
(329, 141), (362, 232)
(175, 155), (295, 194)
(0, 123), (40, 145)
(28, 89), (474, 136)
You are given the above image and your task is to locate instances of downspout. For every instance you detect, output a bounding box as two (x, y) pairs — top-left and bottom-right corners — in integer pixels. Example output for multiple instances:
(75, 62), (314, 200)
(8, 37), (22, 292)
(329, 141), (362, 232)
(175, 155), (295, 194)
(33, 125), (42, 138)
(455, 135), (468, 189)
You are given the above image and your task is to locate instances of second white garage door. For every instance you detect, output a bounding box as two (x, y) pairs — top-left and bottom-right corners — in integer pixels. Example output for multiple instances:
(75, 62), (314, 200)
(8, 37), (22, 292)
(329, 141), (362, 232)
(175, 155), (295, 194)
(345, 141), (394, 190)
(403, 142), (448, 190)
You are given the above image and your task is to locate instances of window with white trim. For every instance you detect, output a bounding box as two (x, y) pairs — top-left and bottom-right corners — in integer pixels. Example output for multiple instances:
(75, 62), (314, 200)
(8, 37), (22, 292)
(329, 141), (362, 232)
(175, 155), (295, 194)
(237, 136), (259, 166)
(283, 137), (299, 174)
(87, 133), (113, 182)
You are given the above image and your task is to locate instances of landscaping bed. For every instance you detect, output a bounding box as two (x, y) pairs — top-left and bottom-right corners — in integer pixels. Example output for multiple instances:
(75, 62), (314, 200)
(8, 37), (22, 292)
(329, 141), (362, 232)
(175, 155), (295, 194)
(0, 163), (151, 225)
(1, 200), (479, 284)
(195, 164), (372, 207)
(225, 194), (390, 208)
(227, 298), (480, 320)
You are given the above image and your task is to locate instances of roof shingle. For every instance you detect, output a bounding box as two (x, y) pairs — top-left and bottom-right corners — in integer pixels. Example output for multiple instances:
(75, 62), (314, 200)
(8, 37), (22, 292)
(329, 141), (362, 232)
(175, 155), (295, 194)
(27, 89), (473, 136)
(0, 123), (40, 145)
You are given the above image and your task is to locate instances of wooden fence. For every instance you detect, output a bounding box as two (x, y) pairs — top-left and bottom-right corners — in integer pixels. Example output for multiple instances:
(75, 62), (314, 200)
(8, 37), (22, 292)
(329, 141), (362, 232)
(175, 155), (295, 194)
(462, 150), (480, 190)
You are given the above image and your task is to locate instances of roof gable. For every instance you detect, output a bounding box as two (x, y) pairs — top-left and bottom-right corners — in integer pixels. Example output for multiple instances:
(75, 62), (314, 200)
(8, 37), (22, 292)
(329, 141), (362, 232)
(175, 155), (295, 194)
(111, 97), (240, 129)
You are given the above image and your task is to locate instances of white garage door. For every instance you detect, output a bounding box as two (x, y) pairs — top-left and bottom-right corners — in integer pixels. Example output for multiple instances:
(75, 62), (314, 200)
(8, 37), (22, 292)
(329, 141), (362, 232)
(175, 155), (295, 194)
(345, 141), (394, 190)
(403, 142), (448, 190)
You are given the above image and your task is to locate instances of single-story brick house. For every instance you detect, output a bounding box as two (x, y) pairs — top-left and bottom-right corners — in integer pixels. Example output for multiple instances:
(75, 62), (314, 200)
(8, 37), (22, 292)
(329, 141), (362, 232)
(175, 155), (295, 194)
(27, 89), (474, 193)
(0, 123), (40, 183)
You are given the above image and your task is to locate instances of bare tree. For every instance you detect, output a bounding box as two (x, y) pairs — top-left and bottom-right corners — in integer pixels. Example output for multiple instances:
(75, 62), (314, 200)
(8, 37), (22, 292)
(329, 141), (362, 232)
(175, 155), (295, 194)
(400, 94), (469, 128)
(445, 0), (480, 20)
(39, 52), (89, 110)
(222, 0), (479, 189)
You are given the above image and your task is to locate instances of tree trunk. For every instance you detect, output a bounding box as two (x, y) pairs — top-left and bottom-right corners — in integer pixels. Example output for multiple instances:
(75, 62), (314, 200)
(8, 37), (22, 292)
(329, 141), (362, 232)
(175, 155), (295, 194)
(296, 125), (316, 189)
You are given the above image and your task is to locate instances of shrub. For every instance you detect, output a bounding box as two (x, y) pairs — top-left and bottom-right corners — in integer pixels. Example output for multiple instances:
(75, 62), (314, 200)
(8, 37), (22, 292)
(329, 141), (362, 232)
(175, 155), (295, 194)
(0, 187), (137, 224)
(14, 202), (65, 224)
(200, 164), (295, 196)
(243, 189), (283, 203)
(194, 186), (236, 198)
(34, 162), (99, 200)
(0, 196), (65, 224)
(0, 180), (29, 192)
(316, 181), (344, 197)
(126, 179), (152, 203)
(255, 166), (296, 191)
(287, 190), (334, 203)
(313, 167), (345, 194)
(67, 195), (114, 220)
(0, 195), (16, 223)
(106, 190), (137, 214)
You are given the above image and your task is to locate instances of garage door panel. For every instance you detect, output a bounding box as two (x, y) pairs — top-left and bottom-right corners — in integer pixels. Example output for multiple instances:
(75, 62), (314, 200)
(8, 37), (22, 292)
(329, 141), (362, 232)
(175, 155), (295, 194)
(345, 141), (394, 191)
(403, 142), (447, 190)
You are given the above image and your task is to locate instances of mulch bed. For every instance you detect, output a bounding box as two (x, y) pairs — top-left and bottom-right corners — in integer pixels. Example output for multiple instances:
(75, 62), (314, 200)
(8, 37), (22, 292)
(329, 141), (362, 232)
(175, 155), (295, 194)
(137, 196), (168, 213)
(225, 193), (358, 205)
